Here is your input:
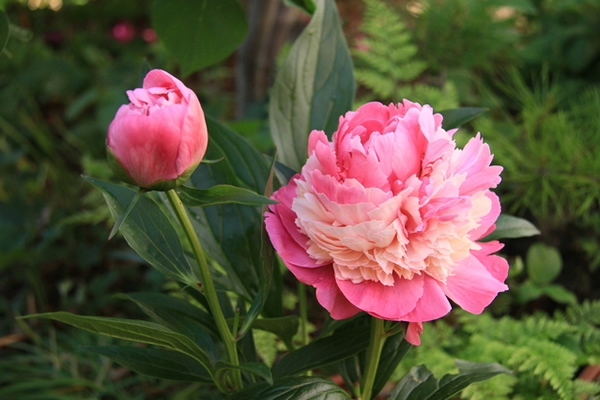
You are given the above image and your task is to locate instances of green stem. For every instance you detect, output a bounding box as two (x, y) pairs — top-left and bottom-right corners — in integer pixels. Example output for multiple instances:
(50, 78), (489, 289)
(165, 189), (242, 390)
(360, 317), (387, 400)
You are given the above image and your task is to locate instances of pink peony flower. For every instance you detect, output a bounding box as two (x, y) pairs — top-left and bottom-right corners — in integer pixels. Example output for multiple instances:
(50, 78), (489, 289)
(107, 69), (208, 191)
(111, 21), (136, 43)
(265, 101), (508, 345)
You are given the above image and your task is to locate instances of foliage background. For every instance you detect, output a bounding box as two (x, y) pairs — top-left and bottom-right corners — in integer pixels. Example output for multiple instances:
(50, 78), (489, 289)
(1, 0), (599, 398)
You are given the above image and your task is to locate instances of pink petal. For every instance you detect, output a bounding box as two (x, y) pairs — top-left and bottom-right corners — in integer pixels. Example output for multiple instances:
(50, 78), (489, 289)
(469, 191), (501, 241)
(440, 254), (508, 314)
(335, 273), (424, 319)
(399, 275), (452, 322)
(405, 322), (423, 346)
(284, 263), (361, 319)
(472, 241), (509, 282)
(108, 112), (181, 187)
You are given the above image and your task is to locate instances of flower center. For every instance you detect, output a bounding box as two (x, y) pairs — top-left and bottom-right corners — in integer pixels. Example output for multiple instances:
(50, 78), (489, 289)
(126, 85), (182, 116)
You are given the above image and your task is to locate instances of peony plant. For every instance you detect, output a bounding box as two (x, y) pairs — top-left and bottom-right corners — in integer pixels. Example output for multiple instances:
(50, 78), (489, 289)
(26, 0), (540, 399)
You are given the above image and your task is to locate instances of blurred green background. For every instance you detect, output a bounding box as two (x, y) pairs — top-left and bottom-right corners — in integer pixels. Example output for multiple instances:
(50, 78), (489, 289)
(1, 0), (599, 398)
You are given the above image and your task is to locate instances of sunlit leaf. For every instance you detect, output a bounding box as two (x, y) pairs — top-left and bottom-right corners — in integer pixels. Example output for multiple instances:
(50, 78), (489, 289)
(269, 0), (355, 172)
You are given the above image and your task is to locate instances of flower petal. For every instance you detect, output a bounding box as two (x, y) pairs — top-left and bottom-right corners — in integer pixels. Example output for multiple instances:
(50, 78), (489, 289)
(400, 275), (452, 322)
(335, 272), (424, 319)
(440, 254), (508, 314)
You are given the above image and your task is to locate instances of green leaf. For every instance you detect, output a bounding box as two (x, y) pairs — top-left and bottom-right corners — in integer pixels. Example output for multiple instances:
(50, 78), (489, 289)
(0, 11), (8, 56)
(372, 333), (412, 397)
(228, 376), (351, 400)
(481, 214), (540, 242)
(238, 159), (280, 338)
(269, 0), (355, 172)
(251, 316), (299, 349)
(539, 284), (577, 305)
(108, 187), (145, 240)
(429, 360), (511, 400)
(283, 0), (316, 15)
(24, 312), (215, 375)
(189, 117), (271, 303)
(116, 292), (218, 358)
(85, 177), (199, 285)
(273, 325), (370, 378)
(390, 360), (510, 400)
(85, 346), (213, 382)
(204, 116), (271, 194)
(178, 184), (277, 207)
(216, 361), (273, 386)
(391, 365), (438, 400)
(151, 0), (248, 75)
(439, 107), (488, 130)
(273, 159), (298, 186)
(526, 242), (562, 285)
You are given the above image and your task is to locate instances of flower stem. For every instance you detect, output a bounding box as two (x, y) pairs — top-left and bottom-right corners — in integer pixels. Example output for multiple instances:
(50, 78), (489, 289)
(360, 317), (387, 400)
(165, 189), (242, 390)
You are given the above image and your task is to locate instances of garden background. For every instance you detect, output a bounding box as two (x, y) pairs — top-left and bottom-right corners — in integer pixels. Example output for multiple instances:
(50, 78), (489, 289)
(1, 0), (600, 398)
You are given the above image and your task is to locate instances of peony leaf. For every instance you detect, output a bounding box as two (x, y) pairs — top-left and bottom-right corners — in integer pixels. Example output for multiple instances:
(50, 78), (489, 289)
(228, 376), (351, 400)
(429, 360), (511, 400)
(215, 361), (273, 387)
(0, 11), (8, 56)
(116, 292), (218, 358)
(526, 242), (563, 285)
(283, 0), (316, 15)
(238, 159), (280, 338)
(107, 187), (145, 240)
(481, 214), (540, 242)
(250, 316), (299, 350)
(390, 360), (510, 400)
(22, 312), (215, 378)
(85, 177), (199, 285)
(151, 0), (248, 75)
(84, 346), (213, 383)
(273, 325), (370, 378)
(390, 364), (438, 400)
(371, 333), (412, 397)
(439, 107), (488, 130)
(269, 0), (355, 172)
(189, 117), (278, 315)
(178, 184), (277, 207)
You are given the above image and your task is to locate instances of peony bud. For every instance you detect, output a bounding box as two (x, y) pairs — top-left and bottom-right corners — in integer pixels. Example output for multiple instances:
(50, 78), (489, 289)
(107, 69), (208, 191)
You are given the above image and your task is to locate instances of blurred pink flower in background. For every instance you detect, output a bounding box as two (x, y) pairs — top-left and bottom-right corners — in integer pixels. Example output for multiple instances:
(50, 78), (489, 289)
(111, 21), (136, 43)
(107, 69), (208, 191)
(265, 101), (508, 345)
(142, 28), (158, 43)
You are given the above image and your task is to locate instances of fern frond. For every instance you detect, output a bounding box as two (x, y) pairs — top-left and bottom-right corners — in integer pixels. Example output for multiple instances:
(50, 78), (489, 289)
(352, 0), (455, 107)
